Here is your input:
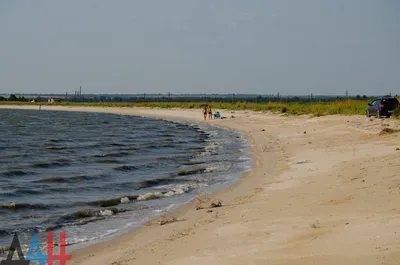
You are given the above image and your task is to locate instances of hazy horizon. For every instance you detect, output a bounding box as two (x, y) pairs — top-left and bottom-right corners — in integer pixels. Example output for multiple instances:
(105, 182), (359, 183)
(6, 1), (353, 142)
(1, 1), (399, 95)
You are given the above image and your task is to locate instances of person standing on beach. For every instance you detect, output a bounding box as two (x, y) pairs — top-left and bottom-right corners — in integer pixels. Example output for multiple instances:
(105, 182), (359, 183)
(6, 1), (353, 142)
(203, 105), (207, 120)
(208, 106), (213, 120)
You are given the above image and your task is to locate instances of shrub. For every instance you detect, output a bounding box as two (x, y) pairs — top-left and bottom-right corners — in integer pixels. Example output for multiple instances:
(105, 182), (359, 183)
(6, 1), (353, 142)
(392, 107), (400, 119)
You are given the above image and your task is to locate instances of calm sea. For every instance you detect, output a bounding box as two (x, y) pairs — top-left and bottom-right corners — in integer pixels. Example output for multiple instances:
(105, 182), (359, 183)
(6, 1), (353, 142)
(0, 109), (251, 250)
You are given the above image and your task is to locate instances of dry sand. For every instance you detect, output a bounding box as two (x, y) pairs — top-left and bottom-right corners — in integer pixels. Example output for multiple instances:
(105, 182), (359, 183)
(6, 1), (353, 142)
(2, 105), (400, 265)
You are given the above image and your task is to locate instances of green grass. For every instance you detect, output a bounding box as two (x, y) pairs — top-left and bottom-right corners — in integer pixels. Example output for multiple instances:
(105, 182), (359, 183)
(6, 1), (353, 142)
(0, 99), (380, 116)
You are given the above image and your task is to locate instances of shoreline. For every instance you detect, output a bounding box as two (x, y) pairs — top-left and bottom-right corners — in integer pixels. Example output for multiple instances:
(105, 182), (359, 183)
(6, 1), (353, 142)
(0, 105), (263, 252)
(2, 105), (400, 264)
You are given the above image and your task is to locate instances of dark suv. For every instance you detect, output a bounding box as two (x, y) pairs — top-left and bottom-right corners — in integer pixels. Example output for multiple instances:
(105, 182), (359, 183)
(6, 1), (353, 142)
(366, 96), (399, 118)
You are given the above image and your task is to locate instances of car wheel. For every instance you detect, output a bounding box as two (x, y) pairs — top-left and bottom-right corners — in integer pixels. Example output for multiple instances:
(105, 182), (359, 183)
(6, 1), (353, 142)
(377, 111), (380, 118)
(366, 110), (370, 117)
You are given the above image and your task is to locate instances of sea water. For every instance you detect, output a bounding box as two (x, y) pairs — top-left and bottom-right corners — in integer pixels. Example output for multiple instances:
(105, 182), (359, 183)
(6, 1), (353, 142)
(0, 109), (251, 251)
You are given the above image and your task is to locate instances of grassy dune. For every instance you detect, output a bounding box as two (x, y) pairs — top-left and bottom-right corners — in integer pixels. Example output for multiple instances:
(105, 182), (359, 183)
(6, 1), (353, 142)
(0, 99), (373, 116)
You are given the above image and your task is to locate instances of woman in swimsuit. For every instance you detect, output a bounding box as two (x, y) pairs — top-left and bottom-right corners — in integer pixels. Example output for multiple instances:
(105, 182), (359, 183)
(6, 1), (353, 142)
(208, 106), (213, 120)
(203, 106), (207, 120)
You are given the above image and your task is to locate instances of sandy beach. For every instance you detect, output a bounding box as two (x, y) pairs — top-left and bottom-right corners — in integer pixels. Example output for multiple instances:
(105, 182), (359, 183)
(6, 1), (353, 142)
(2, 105), (400, 265)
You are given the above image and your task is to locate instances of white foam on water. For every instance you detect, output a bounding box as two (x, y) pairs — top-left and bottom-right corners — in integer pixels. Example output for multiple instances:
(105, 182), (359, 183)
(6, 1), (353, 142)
(137, 191), (164, 201)
(99, 209), (114, 216)
(120, 197), (129, 204)
(137, 183), (205, 201)
(204, 164), (231, 173)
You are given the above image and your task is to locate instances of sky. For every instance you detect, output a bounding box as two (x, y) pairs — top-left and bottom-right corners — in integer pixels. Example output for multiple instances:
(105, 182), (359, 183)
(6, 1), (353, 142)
(0, 0), (399, 95)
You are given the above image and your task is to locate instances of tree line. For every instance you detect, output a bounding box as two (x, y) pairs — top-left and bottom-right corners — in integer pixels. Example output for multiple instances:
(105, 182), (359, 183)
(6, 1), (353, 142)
(0, 94), (29, 102)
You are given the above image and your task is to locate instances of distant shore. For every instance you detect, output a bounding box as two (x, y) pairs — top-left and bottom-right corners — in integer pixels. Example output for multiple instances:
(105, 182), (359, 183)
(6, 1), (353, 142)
(0, 99), (373, 116)
(1, 105), (400, 265)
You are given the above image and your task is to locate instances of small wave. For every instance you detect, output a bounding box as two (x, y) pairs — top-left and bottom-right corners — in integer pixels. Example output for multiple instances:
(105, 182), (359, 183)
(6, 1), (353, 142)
(2, 189), (43, 197)
(188, 147), (205, 151)
(2, 153), (30, 159)
(32, 175), (94, 183)
(113, 165), (138, 171)
(86, 196), (138, 207)
(204, 164), (231, 173)
(137, 191), (164, 201)
(61, 207), (132, 221)
(183, 161), (204, 165)
(45, 146), (67, 150)
(0, 169), (28, 177)
(160, 133), (174, 137)
(32, 161), (69, 168)
(109, 143), (126, 147)
(69, 174), (92, 181)
(33, 175), (92, 183)
(163, 185), (198, 197)
(67, 209), (114, 219)
(33, 177), (67, 183)
(88, 142), (128, 148)
(137, 184), (200, 201)
(95, 159), (122, 164)
(71, 216), (105, 227)
(61, 206), (145, 229)
(93, 152), (130, 158)
(199, 131), (210, 137)
(49, 138), (64, 143)
(0, 184), (19, 190)
(22, 215), (39, 219)
(137, 177), (188, 189)
(140, 140), (178, 149)
(0, 229), (10, 236)
(0, 202), (50, 210)
(204, 143), (219, 152)
(55, 158), (71, 163)
(193, 144), (220, 158)
(44, 224), (64, 232)
(118, 147), (139, 151)
(177, 168), (206, 176)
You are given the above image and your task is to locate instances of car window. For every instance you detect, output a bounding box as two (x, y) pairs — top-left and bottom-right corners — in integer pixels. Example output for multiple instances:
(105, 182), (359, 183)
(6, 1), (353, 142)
(370, 100), (376, 105)
(382, 98), (399, 107)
